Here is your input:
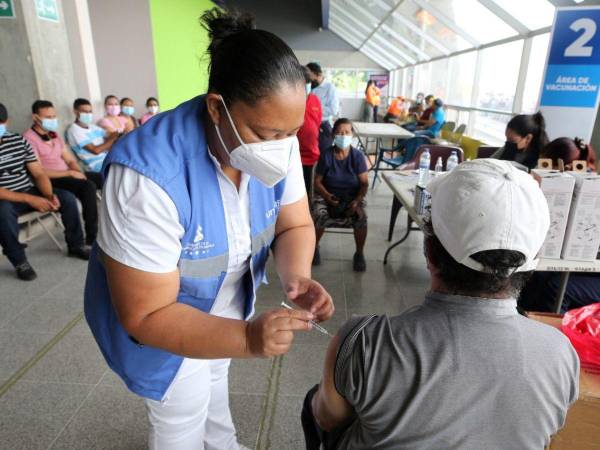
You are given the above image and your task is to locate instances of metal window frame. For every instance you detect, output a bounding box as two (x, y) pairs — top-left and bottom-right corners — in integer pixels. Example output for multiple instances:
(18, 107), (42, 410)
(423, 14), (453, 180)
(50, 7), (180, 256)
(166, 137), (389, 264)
(478, 0), (530, 35)
(330, 2), (374, 36)
(329, 21), (364, 49)
(380, 23), (429, 61)
(370, 31), (414, 65)
(390, 11), (452, 56)
(410, 0), (481, 47)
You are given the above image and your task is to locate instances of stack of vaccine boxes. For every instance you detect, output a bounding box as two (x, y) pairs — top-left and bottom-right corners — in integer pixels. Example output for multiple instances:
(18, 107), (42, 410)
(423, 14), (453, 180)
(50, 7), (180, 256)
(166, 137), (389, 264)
(531, 170), (576, 259)
(532, 170), (600, 261)
(561, 173), (600, 261)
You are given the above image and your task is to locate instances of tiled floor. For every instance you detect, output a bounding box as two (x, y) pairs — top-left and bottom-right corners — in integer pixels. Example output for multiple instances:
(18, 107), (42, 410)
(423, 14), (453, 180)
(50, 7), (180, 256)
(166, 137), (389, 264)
(0, 179), (430, 450)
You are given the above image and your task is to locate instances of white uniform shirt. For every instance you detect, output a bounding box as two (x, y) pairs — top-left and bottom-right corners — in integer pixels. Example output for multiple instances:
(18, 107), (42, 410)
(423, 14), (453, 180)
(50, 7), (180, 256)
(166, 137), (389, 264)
(98, 140), (305, 319)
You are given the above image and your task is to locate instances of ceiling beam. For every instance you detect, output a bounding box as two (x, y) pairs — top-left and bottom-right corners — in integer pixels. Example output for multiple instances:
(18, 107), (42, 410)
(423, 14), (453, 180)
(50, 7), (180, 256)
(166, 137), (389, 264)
(411, 0), (480, 47)
(478, 0), (530, 35)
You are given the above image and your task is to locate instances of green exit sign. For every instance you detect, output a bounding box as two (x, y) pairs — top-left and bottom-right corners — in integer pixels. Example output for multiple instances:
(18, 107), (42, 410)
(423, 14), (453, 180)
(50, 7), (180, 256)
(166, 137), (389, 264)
(0, 0), (15, 19)
(35, 0), (59, 22)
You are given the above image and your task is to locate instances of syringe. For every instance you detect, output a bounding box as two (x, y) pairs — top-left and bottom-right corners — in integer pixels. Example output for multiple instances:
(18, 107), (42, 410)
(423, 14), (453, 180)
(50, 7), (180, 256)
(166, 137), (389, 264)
(280, 301), (332, 337)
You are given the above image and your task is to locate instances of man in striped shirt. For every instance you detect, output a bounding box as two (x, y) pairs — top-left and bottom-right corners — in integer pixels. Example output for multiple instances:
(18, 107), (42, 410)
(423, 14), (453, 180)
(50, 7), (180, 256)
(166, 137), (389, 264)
(0, 103), (89, 281)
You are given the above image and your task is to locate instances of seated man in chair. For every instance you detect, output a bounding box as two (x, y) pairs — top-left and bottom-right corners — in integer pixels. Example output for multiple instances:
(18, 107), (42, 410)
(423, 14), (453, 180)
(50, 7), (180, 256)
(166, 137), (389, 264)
(0, 103), (89, 281)
(312, 118), (368, 272)
(304, 159), (579, 449)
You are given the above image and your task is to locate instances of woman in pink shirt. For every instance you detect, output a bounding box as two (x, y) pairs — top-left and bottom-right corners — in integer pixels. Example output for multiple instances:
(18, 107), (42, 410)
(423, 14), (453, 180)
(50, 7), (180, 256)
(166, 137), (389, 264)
(98, 95), (129, 135)
(140, 97), (160, 125)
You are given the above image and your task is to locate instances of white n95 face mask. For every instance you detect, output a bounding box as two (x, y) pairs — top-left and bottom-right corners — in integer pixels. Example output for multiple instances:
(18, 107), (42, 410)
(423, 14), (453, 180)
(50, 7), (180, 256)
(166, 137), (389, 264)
(214, 96), (293, 188)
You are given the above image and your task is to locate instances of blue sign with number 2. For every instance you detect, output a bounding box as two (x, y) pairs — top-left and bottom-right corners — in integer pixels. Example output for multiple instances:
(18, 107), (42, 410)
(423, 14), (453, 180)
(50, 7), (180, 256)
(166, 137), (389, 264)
(541, 8), (600, 108)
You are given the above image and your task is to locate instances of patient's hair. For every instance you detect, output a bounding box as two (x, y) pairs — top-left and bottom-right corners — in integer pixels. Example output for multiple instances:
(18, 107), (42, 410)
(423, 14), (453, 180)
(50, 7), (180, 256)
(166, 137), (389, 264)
(424, 221), (532, 297)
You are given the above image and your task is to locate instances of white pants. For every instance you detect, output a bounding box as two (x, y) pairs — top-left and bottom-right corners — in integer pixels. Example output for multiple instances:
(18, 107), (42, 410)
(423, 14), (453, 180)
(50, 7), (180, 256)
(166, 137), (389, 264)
(145, 358), (241, 450)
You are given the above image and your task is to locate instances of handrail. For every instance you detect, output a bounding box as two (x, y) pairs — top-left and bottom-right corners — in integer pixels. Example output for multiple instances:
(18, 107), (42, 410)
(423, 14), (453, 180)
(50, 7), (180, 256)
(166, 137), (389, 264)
(444, 104), (514, 116)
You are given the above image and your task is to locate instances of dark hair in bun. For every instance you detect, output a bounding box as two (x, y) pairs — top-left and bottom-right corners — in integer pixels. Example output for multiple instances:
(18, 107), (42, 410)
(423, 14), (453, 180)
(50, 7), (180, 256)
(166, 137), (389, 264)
(506, 111), (550, 163)
(200, 7), (304, 105)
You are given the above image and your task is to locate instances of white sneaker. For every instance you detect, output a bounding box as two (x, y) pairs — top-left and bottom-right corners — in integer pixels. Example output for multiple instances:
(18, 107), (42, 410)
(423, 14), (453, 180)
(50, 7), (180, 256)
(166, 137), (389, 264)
(238, 446), (252, 450)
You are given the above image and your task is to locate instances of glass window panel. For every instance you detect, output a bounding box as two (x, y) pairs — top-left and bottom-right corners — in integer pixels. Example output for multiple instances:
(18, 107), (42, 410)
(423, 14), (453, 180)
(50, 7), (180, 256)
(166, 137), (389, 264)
(415, 63), (433, 96)
(382, 17), (444, 60)
(447, 51), (477, 106)
(471, 111), (511, 145)
(325, 69), (359, 98)
(490, 0), (555, 31)
(395, 1), (471, 52)
(476, 40), (524, 112)
(522, 33), (551, 114)
(405, 66), (416, 98)
(427, 0), (517, 44)
(371, 30), (417, 65)
(429, 58), (449, 99)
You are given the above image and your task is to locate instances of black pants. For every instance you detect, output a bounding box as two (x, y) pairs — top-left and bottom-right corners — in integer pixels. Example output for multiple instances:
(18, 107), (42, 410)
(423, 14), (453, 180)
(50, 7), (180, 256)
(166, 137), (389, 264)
(373, 105), (379, 123)
(51, 172), (103, 245)
(319, 121), (334, 154)
(303, 165), (314, 200)
(302, 384), (347, 450)
(0, 188), (84, 266)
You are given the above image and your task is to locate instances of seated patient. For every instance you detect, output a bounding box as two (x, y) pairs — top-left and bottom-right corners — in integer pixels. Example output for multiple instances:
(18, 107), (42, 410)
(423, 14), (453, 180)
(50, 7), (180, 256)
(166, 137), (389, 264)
(23, 100), (102, 246)
(303, 159), (579, 450)
(0, 103), (89, 281)
(312, 118), (368, 272)
(67, 98), (117, 172)
(540, 136), (595, 171)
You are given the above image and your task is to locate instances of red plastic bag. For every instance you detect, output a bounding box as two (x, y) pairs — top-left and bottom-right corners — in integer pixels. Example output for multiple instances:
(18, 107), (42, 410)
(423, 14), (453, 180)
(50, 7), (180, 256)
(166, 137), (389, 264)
(561, 303), (600, 369)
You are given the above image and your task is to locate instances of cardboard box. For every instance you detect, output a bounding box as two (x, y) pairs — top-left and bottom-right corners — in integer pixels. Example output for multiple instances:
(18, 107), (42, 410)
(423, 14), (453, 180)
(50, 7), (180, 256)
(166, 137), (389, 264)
(531, 170), (576, 259)
(527, 313), (600, 450)
(562, 173), (600, 261)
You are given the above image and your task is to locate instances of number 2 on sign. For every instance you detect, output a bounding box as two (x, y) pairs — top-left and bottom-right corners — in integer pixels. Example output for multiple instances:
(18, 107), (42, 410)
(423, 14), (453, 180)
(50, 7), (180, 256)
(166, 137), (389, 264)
(564, 18), (596, 57)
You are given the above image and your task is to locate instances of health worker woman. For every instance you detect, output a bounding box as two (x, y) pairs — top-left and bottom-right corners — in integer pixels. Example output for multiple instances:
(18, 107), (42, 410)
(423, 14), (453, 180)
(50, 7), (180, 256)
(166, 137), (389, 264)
(84, 8), (334, 450)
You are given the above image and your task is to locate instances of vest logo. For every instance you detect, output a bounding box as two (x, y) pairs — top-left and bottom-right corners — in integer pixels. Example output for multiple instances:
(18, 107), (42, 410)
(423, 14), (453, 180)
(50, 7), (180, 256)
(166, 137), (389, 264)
(265, 200), (281, 219)
(194, 226), (204, 243)
(182, 225), (215, 256)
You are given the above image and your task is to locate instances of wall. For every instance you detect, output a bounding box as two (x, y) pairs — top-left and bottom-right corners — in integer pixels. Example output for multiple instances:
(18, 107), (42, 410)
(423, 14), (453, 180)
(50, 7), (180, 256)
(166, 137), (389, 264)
(62, 0), (102, 111)
(227, 0), (353, 51)
(149, 0), (214, 111)
(87, 0), (158, 113)
(0, 0), (39, 132)
(20, 0), (78, 134)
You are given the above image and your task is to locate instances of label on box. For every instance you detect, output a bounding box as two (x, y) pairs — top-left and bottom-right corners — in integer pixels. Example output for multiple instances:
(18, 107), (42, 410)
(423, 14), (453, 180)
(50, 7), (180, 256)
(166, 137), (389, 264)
(562, 174), (600, 261)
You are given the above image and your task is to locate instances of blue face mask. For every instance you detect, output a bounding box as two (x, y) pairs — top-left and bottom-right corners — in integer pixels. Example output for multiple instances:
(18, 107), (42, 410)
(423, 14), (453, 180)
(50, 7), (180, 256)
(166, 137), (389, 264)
(79, 112), (93, 125)
(305, 83), (311, 96)
(334, 134), (353, 149)
(0, 124), (6, 138)
(41, 118), (58, 132)
(122, 106), (135, 116)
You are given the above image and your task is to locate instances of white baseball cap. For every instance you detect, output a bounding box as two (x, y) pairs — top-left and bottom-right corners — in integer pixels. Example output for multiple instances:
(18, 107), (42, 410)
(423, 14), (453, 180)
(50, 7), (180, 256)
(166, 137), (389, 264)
(426, 159), (550, 273)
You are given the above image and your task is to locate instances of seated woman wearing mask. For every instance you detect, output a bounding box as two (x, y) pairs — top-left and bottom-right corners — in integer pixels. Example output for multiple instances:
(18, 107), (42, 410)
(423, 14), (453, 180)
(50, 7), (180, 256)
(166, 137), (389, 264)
(119, 97), (138, 131)
(141, 97), (160, 125)
(98, 95), (129, 135)
(312, 118), (368, 272)
(84, 8), (334, 449)
(491, 112), (549, 170)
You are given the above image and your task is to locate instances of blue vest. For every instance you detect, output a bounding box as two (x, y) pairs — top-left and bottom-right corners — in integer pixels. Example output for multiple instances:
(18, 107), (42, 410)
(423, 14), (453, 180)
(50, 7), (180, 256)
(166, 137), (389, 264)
(84, 95), (285, 401)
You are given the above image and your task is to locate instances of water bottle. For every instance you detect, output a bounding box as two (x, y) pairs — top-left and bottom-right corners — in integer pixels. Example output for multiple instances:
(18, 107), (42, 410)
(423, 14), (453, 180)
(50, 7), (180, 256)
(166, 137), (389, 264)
(447, 151), (459, 171)
(418, 149), (431, 186)
(434, 156), (443, 174)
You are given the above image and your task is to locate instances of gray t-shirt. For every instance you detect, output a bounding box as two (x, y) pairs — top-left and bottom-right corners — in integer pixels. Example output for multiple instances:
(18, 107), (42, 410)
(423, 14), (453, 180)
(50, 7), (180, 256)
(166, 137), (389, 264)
(333, 292), (579, 450)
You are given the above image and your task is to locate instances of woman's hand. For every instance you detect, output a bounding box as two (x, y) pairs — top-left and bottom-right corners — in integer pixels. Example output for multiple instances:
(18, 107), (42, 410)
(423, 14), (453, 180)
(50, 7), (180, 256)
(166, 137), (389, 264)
(246, 308), (314, 357)
(285, 276), (334, 322)
(325, 194), (339, 206)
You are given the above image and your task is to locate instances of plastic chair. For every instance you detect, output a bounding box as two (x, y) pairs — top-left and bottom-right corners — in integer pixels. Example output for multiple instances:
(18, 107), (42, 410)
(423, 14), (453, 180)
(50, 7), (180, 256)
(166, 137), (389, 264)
(371, 136), (431, 188)
(440, 121), (456, 133)
(477, 146), (499, 159)
(460, 136), (483, 160)
(397, 144), (464, 171)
